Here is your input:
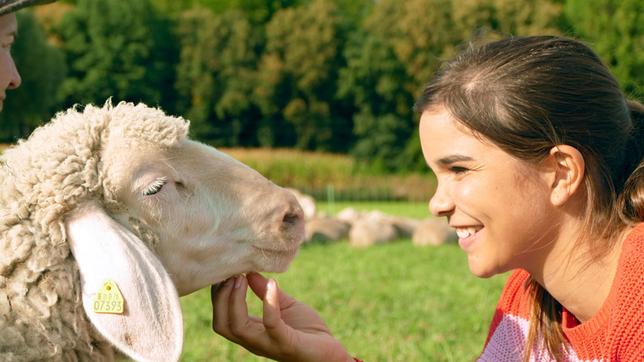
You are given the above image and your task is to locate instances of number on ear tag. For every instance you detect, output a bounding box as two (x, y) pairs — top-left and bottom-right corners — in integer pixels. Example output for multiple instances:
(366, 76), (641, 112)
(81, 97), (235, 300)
(92, 280), (125, 314)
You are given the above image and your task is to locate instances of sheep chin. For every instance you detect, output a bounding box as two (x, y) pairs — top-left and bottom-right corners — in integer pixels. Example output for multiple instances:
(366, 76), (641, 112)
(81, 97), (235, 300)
(251, 246), (300, 273)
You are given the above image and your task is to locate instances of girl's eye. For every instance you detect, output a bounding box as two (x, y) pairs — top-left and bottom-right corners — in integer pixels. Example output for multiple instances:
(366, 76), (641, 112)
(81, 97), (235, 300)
(450, 166), (469, 174)
(143, 177), (168, 196)
(2, 39), (14, 50)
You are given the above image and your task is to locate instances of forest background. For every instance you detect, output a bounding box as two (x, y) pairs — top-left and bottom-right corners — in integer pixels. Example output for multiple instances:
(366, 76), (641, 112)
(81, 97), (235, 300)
(1, 0), (641, 193)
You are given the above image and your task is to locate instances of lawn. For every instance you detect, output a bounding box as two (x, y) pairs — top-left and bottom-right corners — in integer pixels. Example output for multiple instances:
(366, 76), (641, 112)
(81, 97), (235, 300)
(179, 202), (507, 362)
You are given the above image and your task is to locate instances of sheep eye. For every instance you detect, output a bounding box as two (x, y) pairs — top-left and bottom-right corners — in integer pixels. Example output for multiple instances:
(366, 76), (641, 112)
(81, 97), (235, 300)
(143, 176), (168, 196)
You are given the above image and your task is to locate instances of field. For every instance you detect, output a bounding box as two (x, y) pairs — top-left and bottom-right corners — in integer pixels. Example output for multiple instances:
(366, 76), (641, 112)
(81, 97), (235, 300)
(179, 202), (507, 362)
(221, 148), (436, 202)
(317, 200), (432, 219)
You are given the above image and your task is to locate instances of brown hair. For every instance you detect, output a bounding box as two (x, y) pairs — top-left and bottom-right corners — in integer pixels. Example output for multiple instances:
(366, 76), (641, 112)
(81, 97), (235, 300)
(414, 36), (644, 360)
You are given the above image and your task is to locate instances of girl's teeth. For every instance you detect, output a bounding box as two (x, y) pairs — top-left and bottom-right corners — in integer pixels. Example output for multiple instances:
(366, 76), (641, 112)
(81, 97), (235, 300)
(456, 229), (472, 238)
(456, 227), (479, 239)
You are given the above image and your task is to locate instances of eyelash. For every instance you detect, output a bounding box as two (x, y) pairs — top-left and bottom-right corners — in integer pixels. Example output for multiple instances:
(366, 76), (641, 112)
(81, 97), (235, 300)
(143, 177), (168, 196)
(450, 166), (470, 174)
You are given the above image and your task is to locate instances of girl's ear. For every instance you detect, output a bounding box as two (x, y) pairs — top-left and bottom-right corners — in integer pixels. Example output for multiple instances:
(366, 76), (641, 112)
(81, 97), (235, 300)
(65, 201), (183, 362)
(545, 145), (586, 206)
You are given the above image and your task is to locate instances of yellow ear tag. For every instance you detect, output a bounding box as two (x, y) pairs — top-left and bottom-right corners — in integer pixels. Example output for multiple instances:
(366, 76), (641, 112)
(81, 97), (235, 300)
(92, 280), (125, 314)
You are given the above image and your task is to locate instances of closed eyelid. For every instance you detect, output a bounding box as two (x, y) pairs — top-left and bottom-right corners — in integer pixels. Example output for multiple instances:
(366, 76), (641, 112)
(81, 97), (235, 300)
(141, 176), (168, 195)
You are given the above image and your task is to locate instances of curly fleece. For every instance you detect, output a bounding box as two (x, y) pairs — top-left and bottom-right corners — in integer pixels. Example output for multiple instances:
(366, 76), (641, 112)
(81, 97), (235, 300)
(0, 101), (189, 361)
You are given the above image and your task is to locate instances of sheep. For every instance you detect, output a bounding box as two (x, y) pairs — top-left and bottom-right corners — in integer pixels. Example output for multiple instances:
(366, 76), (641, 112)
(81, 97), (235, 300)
(286, 188), (316, 220)
(304, 216), (350, 243)
(348, 211), (399, 247)
(336, 207), (361, 224)
(412, 218), (455, 246)
(0, 101), (305, 362)
(345, 210), (423, 247)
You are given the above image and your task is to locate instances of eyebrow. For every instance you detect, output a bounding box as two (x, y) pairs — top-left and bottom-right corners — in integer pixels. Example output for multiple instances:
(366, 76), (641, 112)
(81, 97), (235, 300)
(436, 155), (474, 166)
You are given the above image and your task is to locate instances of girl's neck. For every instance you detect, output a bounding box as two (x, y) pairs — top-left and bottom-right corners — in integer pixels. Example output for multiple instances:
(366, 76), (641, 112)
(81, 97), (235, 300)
(530, 223), (630, 323)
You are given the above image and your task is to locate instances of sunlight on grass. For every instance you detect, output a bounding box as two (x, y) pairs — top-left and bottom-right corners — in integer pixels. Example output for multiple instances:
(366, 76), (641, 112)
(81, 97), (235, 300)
(180, 241), (506, 362)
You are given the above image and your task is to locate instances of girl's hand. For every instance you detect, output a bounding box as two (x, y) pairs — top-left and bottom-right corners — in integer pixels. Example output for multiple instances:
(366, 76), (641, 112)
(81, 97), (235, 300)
(211, 272), (353, 362)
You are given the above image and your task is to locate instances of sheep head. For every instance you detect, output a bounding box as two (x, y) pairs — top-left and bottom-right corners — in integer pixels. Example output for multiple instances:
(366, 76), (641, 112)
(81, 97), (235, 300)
(0, 101), (304, 361)
(66, 102), (304, 360)
(100, 135), (305, 296)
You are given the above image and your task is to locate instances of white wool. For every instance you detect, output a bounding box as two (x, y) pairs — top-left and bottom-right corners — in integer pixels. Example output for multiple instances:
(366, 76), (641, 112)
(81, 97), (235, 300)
(0, 101), (305, 361)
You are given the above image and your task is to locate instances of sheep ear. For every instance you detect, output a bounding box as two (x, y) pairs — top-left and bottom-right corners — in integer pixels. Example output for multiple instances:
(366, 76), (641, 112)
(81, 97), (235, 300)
(65, 202), (183, 362)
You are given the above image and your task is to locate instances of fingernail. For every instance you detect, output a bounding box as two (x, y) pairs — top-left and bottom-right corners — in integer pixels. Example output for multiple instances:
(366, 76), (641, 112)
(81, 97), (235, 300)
(234, 275), (243, 289)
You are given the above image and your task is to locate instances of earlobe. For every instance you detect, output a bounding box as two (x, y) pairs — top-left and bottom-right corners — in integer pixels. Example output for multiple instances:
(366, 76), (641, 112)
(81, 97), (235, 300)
(548, 145), (585, 206)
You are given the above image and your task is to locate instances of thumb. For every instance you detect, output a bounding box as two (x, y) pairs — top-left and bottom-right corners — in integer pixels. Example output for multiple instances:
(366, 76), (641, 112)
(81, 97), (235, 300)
(248, 272), (297, 308)
(263, 279), (282, 328)
(262, 279), (292, 344)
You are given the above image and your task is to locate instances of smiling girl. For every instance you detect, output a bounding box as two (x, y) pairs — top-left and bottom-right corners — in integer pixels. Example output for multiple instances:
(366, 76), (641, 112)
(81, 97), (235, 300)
(212, 36), (644, 361)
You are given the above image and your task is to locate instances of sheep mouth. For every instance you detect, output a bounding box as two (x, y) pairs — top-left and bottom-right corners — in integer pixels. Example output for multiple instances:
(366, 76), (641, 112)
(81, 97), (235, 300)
(252, 246), (299, 257)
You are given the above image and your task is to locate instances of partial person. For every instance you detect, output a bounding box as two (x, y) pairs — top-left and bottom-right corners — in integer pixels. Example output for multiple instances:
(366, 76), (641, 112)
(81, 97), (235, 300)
(0, 0), (55, 110)
(211, 35), (644, 361)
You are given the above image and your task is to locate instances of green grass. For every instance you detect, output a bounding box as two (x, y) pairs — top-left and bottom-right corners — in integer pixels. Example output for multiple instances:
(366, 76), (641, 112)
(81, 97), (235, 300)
(179, 201), (506, 362)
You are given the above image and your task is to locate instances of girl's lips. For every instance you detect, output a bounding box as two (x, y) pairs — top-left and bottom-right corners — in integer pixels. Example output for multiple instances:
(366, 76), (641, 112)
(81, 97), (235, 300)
(456, 227), (482, 251)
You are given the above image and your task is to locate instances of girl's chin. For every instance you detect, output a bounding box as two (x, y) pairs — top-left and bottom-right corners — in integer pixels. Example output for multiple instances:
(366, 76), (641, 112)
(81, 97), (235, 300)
(467, 256), (501, 279)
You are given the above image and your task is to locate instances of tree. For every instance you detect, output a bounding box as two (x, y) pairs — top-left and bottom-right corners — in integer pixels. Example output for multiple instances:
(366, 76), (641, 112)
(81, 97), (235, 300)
(339, 0), (457, 172)
(256, 0), (352, 150)
(564, 0), (643, 97)
(341, 0), (564, 172)
(56, 0), (177, 110)
(155, 0), (302, 25)
(0, 11), (66, 142)
(451, 0), (562, 40)
(175, 7), (261, 146)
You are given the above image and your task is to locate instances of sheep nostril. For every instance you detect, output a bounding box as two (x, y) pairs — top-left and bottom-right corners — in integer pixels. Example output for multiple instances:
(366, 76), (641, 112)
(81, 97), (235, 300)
(283, 212), (301, 226)
(276, 190), (305, 241)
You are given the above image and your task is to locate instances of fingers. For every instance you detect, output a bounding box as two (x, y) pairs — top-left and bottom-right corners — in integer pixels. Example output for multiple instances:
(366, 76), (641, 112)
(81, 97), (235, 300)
(246, 272), (270, 298)
(238, 272), (294, 344)
(228, 275), (253, 336)
(245, 272), (286, 328)
(211, 278), (235, 339)
(213, 275), (273, 349)
(248, 272), (297, 309)
(261, 279), (295, 349)
(262, 279), (283, 328)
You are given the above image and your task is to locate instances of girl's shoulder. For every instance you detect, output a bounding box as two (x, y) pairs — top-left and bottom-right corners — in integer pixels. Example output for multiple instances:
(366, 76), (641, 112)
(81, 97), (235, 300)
(611, 223), (644, 310)
(622, 222), (644, 262)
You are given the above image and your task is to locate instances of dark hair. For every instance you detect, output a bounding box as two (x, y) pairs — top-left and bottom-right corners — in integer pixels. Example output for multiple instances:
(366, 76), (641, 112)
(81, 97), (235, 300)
(414, 35), (644, 360)
(0, 0), (56, 16)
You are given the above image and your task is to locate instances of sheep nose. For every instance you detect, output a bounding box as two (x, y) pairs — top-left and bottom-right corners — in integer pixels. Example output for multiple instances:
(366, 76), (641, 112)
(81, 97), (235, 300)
(277, 192), (305, 242)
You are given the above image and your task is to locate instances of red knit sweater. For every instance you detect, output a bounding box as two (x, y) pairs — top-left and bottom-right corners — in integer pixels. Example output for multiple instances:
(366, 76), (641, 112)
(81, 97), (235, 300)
(479, 223), (644, 361)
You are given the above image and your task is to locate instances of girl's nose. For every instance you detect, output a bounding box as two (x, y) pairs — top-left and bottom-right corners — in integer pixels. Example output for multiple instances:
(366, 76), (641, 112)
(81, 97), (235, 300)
(7, 56), (21, 90)
(429, 183), (454, 217)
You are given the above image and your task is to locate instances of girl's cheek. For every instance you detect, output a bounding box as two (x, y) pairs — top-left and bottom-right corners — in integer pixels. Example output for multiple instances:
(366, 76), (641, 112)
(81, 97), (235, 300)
(456, 181), (476, 201)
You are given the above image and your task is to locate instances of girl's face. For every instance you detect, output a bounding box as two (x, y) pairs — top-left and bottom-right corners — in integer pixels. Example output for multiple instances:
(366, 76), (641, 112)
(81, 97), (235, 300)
(420, 106), (558, 277)
(0, 13), (20, 111)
